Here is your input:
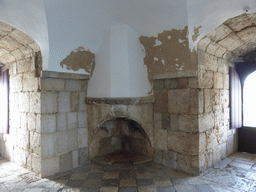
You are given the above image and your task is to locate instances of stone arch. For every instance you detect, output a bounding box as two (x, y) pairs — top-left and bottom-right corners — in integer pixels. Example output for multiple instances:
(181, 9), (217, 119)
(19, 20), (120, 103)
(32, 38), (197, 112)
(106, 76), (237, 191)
(195, 13), (256, 172)
(0, 21), (43, 174)
(89, 117), (153, 164)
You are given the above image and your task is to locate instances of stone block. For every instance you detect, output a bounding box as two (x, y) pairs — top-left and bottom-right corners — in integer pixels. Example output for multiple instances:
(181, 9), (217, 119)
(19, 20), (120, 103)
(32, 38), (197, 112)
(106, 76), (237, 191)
(177, 78), (189, 89)
(27, 113), (36, 131)
(16, 58), (31, 73)
(23, 72), (39, 92)
(165, 79), (177, 89)
(198, 89), (204, 114)
(163, 150), (177, 169)
(30, 131), (41, 155)
(41, 133), (56, 157)
(224, 108), (230, 126)
(170, 114), (178, 131)
(65, 79), (81, 91)
(41, 92), (58, 114)
(224, 14), (255, 32)
(78, 112), (87, 128)
(57, 113), (67, 132)
(204, 53), (218, 72)
(30, 92), (41, 113)
(37, 114), (56, 133)
(197, 36), (211, 51)
(237, 26), (256, 43)
(79, 147), (89, 166)
(206, 128), (218, 151)
(215, 46), (227, 58)
(168, 89), (199, 115)
(153, 79), (164, 90)
(154, 113), (162, 130)
(227, 134), (235, 156)
(68, 129), (78, 151)
(20, 113), (27, 130)
(213, 145), (222, 166)
(214, 72), (224, 89)
(223, 74), (229, 90)
(198, 112), (214, 132)
(79, 92), (87, 111)
(154, 129), (167, 150)
(72, 150), (79, 169)
(198, 71), (213, 89)
(204, 89), (212, 113)
(162, 113), (170, 130)
(56, 131), (68, 153)
(67, 112), (78, 129)
(41, 157), (60, 177)
(207, 24), (232, 42)
(31, 154), (41, 175)
(112, 105), (128, 117)
(70, 92), (79, 112)
(179, 115), (198, 133)
(154, 90), (168, 113)
(60, 152), (72, 173)
(167, 131), (199, 155)
(154, 149), (163, 164)
(220, 90), (229, 108)
(214, 110), (224, 128)
(58, 92), (70, 112)
(206, 42), (220, 55)
(78, 128), (88, 148)
(41, 78), (65, 91)
(19, 92), (30, 112)
(217, 126), (228, 144)
(217, 58), (229, 74)
(199, 132), (206, 155)
(13, 147), (26, 167)
(221, 143), (227, 159)
(81, 81), (88, 91)
(205, 150), (213, 169)
(177, 154), (199, 175)
(218, 33), (244, 52)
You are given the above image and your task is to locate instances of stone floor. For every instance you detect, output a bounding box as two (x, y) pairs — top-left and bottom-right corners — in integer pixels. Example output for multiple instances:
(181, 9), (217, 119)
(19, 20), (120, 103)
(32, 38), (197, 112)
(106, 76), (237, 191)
(1, 152), (256, 191)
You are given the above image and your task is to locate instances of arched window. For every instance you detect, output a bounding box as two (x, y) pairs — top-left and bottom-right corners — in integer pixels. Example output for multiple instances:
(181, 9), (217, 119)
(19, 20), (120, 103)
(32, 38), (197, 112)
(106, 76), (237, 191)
(243, 70), (256, 127)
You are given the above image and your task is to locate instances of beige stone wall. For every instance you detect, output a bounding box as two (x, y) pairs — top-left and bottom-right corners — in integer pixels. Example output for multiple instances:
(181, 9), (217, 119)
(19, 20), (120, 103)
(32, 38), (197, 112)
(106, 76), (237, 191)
(39, 71), (89, 177)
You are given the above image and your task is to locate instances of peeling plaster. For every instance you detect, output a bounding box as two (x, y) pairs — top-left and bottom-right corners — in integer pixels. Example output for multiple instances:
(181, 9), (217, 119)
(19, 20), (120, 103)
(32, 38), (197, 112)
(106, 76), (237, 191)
(139, 26), (198, 85)
(60, 46), (95, 77)
(192, 26), (202, 42)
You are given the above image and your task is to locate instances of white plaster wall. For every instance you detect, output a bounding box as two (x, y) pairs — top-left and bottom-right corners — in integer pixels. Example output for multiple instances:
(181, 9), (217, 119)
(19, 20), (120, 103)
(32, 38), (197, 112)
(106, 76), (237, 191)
(187, 0), (256, 49)
(0, 0), (49, 69)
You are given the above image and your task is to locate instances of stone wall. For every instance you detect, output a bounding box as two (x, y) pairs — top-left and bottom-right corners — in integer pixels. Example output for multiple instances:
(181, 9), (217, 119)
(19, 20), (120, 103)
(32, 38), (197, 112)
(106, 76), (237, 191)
(38, 71), (89, 177)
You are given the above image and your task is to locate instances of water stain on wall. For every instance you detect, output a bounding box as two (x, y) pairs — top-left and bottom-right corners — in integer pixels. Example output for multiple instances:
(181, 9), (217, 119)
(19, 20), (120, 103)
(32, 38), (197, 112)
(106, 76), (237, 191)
(60, 46), (95, 77)
(192, 26), (202, 42)
(139, 26), (198, 85)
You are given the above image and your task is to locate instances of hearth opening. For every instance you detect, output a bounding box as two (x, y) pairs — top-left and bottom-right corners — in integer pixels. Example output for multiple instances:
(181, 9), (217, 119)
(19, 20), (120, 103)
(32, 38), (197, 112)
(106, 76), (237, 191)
(91, 118), (153, 164)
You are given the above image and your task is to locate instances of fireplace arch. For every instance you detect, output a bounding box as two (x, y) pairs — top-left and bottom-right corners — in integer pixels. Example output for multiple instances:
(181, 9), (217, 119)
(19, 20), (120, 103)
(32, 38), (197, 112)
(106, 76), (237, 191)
(90, 117), (153, 164)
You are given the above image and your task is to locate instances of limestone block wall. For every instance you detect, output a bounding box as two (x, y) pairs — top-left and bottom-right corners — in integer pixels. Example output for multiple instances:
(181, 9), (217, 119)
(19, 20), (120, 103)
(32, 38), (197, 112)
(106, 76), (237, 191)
(39, 71), (89, 177)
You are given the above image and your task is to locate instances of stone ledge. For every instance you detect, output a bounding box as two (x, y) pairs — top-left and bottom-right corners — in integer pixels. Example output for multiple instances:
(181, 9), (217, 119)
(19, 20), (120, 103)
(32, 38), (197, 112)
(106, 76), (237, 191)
(86, 95), (155, 105)
(41, 71), (90, 80)
(152, 70), (198, 80)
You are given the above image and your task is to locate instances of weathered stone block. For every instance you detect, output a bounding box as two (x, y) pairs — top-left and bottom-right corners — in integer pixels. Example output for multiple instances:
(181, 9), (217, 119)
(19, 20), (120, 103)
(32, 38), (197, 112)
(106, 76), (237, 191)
(65, 79), (81, 91)
(23, 72), (39, 92)
(30, 92), (41, 113)
(217, 126), (228, 144)
(170, 114), (179, 131)
(70, 92), (79, 112)
(163, 150), (177, 170)
(60, 152), (72, 173)
(41, 92), (58, 114)
(57, 113), (67, 132)
(165, 79), (177, 89)
(41, 78), (65, 91)
(78, 128), (88, 148)
(19, 92), (30, 112)
(227, 134), (235, 156)
(197, 36), (211, 52)
(72, 150), (79, 169)
(199, 132), (206, 155)
(198, 112), (214, 132)
(154, 129), (167, 150)
(58, 92), (70, 112)
(206, 42), (220, 55)
(217, 58), (229, 74)
(13, 147), (26, 167)
(67, 112), (78, 129)
(198, 71), (213, 89)
(215, 46), (227, 58)
(68, 129), (78, 151)
(27, 113), (36, 131)
(38, 114), (56, 133)
(204, 89), (212, 113)
(177, 154), (199, 175)
(224, 14), (255, 32)
(177, 78), (189, 89)
(167, 131), (199, 155)
(56, 131), (68, 153)
(16, 58), (32, 73)
(41, 133), (56, 157)
(79, 147), (89, 166)
(168, 89), (198, 114)
(214, 110), (224, 128)
(204, 53), (218, 71)
(154, 149), (163, 164)
(153, 79), (164, 90)
(179, 115), (198, 133)
(112, 105), (128, 117)
(220, 90), (229, 108)
(214, 72), (224, 89)
(206, 128), (218, 151)
(154, 113), (162, 130)
(30, 131), (41, 155)
(218, 33), (244, 51)
(223, 74), (229, 90)
(154, 90), (168, 113)
(31, 154), (41, 176)
(79, 92), (87, 111)
(162, 113), (170, 130)
(41, 157), (60, 177)
(221, 142), (227, 159)
(213, 145), (222, 166)
(78, 112), (87, 128)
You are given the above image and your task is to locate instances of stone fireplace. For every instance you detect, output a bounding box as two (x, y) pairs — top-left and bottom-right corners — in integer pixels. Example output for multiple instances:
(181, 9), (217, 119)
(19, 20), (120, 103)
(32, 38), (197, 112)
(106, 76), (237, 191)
(86, 96), (154, 165)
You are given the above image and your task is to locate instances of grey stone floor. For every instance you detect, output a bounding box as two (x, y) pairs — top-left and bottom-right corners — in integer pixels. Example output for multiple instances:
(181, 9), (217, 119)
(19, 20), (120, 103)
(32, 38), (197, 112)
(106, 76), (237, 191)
(1, 152), (256, 191)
